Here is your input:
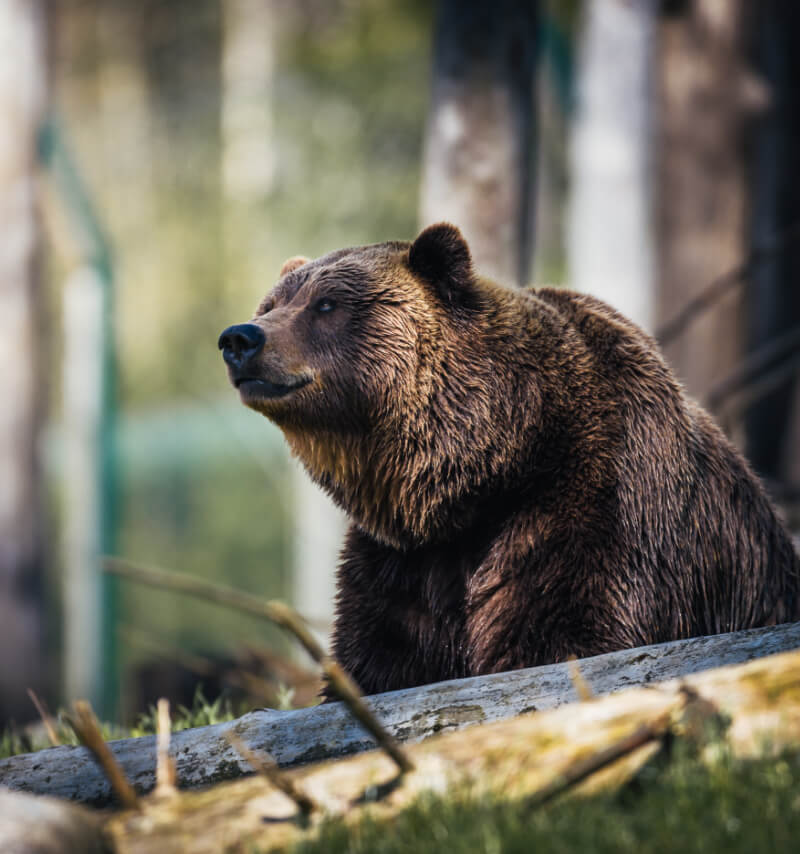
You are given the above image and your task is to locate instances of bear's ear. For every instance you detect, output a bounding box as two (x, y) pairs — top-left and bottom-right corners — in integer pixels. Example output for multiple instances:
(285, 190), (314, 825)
(280, 255), (310, 277)
(408, 223), (478, 309)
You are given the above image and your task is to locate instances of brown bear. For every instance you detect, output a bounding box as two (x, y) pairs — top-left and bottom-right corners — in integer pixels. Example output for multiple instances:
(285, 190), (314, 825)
(219, 223), (800, 696)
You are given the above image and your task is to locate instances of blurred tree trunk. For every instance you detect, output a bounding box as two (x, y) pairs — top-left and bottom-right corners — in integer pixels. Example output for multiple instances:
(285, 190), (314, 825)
(567, 0), (656, 332)
(221, 0), (277, 296)
(221, 0), (344, 649)
(419, 0), (538, 288)
(746, 0), (800, 516)
(221, 0), (276, 201)
(654, 1), (761, 408)
(529, 11), (572, 287)
(0, 0), (49, 722)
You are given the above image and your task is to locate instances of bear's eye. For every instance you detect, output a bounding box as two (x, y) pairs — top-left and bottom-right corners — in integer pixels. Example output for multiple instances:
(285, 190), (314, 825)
(314, 297), (337, 314)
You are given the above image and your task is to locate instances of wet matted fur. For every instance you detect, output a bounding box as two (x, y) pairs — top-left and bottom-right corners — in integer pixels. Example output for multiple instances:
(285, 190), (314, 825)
(220, 223), (800, 696)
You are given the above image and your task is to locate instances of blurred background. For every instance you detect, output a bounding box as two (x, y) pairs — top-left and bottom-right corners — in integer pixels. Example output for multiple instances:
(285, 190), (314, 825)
(1, 0), (799, 729)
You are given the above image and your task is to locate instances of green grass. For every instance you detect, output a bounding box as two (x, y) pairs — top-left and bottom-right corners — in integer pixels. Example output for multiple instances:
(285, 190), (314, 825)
(292, 744), (800, 854)
(127, 686), (239, 738)
(4, 702), (799, 852)
(0, 686), (238, 759)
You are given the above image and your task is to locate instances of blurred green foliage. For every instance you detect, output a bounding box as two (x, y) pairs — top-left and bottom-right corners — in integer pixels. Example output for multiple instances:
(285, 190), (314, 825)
(54, 0), (431, 408)
(115, 430), (292, 711)
(49, 0), (432, 717)
(0, 686), (239, 758)
(128, 686), (239, 738)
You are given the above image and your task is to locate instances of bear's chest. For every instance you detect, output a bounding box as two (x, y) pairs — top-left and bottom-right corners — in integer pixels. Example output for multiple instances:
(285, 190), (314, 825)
(373, 541), (489, 681)
(335, 523), (511, 692)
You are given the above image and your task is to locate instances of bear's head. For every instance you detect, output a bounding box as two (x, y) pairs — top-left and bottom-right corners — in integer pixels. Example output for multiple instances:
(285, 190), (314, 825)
(219, 223), (533, 548)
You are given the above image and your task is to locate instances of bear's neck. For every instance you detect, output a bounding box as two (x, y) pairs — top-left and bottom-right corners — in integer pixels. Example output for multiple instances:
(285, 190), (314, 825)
(283, 425), (460, 549)
(281, 290), (586, 550)
(282, 354), (537, 551)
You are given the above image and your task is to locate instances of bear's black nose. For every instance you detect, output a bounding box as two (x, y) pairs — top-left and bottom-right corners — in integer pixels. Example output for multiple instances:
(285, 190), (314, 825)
(218, 323), (266, 369)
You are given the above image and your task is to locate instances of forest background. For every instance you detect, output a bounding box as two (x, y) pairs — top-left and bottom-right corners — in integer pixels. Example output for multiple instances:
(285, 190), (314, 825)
(1, 0), (799, 729)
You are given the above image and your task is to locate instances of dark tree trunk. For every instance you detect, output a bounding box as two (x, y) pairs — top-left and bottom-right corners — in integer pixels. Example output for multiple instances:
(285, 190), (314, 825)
(654, 1), (757, 405)
(746, 0), (800, 512)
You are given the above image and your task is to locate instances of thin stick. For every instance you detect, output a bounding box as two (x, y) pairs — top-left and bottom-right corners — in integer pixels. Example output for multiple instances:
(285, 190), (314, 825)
(717, 352), (800, 430)
(567, 657), (594, 702)
(27, 688), (61, 746)
(323, 658), (414, 773)
(155, 698), (177, 794)
(526, 720), (666, 808)
(104, 557), (326, 660)
(104, 556), (415, 775)
(66, 700), (139, 810)
(526, 686), (719, 809)
(705, 324), (800, 410)
(225, 730), (316, 816)
(656, 220), (800, 345)
(118, 624), (280, 705)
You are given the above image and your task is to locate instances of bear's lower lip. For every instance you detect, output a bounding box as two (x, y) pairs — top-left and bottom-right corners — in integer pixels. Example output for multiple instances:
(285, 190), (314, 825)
(236, 376), (312, 400)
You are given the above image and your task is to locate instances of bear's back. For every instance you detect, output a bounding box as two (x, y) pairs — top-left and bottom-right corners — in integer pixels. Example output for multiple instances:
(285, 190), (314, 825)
(527, 286), (800, 636)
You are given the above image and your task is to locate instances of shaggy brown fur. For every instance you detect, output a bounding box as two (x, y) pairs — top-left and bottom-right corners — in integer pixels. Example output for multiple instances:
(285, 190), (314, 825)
(219, 223), (800, 696)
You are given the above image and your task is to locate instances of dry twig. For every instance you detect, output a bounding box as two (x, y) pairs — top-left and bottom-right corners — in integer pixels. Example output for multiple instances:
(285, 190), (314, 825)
(716, 353), (800, 430)
(155, 698), (177, 795)
(66, 700), (139, 810)
(224, 730), (316, 816)
(656, 220), (800, 345)
(525, 683), (723, 808)
(525, 717), (669, 808)
(706, 324), (800, 411)
(567, 657), (594, 702)
(27, 688), (61, 746)
(104, 556), (414, 775)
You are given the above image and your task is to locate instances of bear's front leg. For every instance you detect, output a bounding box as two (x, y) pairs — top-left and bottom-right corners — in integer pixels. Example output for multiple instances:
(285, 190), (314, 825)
(464, 542), (651, 675)
(327, 525), (472, 696)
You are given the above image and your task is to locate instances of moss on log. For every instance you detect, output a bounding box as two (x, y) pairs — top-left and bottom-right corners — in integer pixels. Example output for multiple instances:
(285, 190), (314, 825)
(104, 646), (800, 853)
(2, 621), (798, 805)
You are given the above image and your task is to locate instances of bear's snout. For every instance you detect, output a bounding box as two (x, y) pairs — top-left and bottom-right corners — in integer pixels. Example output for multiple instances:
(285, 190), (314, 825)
(218, 323), (265, 373)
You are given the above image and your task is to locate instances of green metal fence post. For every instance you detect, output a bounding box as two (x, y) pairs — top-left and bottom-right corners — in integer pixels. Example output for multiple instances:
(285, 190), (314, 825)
(39, 114), (119, 721)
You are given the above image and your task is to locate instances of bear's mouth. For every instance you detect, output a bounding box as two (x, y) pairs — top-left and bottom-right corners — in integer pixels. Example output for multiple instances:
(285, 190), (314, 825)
(235, 375), (312, 400)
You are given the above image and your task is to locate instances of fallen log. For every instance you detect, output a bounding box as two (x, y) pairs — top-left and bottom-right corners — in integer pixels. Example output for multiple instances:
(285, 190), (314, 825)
(105, 645), (800, 853)
(0, 788), (110, 854)
(1, 621), (798, 805)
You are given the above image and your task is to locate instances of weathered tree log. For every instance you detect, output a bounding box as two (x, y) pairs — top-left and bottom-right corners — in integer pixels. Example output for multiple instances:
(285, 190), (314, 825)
(106, 644), (800, 853)
(0, 788), (110, 854)
(1, 621), (798, 805)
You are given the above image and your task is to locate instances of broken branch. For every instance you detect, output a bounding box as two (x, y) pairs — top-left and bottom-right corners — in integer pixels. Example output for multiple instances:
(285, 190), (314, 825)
(104, 556), (414, 774)
(65, 701), (139, 811)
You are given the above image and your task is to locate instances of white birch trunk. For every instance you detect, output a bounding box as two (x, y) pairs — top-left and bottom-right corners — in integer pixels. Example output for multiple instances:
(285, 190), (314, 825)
(291, 459), (344, 652)
(61, 267), (105, 708)
(567, 0), (656, 331)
